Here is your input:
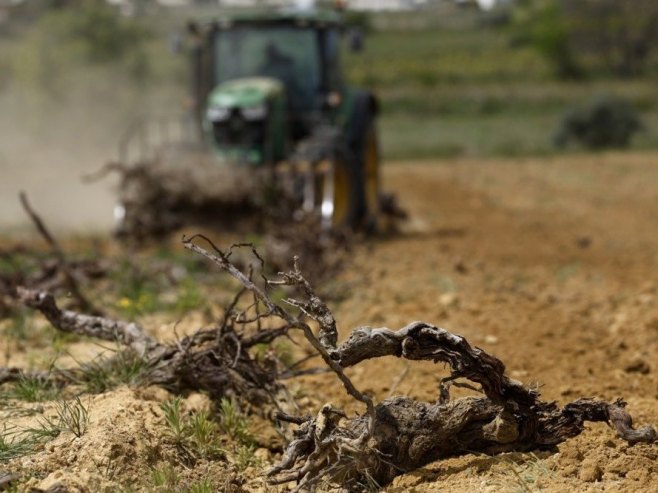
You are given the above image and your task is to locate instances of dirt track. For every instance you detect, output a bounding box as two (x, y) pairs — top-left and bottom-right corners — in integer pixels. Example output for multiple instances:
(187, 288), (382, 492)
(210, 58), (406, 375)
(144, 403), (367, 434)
(3, 153), (658, 491)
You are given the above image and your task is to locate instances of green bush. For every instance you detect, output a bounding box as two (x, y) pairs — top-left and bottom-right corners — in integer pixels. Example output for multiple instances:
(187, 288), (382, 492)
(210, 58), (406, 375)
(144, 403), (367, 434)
(554, 94), (643, 150)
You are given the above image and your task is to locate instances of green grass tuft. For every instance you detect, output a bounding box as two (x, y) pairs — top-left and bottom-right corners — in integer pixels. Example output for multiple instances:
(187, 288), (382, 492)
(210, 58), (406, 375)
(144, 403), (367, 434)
(160, 397), (224, 461)
(80, 350), (149, 394)
(26, 395), (90, 440)
(231, 443), (261, 472)
(151, 463), (180, 489)
(3, 375), (60, 403)
(0, 425), (35, 463)
(160, 397), (187, 445)
(54, 396), (89, 438)
(188, 478), (213, 493)
(218, 398), (253, 446)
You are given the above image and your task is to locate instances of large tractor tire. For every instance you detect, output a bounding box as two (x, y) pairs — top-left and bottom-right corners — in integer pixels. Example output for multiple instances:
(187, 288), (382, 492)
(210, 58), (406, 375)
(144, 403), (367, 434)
(319, 146), (360, 230)
(348, 92), (381, 230)
(359, 122), (380, 230)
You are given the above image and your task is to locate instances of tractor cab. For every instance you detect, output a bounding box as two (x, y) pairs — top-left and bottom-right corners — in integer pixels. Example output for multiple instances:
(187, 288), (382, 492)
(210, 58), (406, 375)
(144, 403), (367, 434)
(111, 7), (382, 239)
(190, 10), (348, 166)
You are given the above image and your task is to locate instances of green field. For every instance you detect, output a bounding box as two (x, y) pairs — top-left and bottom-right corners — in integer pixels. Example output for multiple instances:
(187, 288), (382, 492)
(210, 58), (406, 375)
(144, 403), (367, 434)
(343, 12), (658, 159)
(2, 5), (658, 161)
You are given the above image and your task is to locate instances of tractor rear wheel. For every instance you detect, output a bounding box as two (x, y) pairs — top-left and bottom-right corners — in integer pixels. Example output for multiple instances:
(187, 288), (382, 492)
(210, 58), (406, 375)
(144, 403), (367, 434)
(319, 148), (360, 230)
(361, 123), (380, 230)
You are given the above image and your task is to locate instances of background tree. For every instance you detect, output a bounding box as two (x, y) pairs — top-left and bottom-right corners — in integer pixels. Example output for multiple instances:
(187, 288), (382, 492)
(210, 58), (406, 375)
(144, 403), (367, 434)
(511, 0), (658, 78)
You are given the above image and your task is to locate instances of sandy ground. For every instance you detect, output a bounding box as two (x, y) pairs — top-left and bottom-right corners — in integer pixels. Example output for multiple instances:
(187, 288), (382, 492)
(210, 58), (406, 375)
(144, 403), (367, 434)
(2, 152), (658, 491)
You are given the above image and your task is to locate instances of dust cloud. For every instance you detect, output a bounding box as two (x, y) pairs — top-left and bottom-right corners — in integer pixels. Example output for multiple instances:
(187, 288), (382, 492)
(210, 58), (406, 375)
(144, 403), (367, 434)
(0, 59), (186, 234)
(0, 90), (120, 234)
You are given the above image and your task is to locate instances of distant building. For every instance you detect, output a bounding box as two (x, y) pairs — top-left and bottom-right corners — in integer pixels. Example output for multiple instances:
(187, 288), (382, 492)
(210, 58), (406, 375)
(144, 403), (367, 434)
(350, 0), (428, 10)
(454, 0), (514, 10)
(104, 0), (431, 12)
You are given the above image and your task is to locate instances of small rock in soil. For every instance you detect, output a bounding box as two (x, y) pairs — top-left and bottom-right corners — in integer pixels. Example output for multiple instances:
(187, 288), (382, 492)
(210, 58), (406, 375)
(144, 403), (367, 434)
(624, 357), (651, 375)
(439, 292), (459, 308)
(579, 460), (603, 482)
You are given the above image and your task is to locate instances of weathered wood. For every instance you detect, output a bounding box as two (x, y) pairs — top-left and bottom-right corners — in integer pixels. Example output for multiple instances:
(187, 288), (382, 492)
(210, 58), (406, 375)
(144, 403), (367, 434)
(265, 323), (657, 491)
(10, 286), (288, 408)
(17, 288), (155, 355)
(183, 235), (375, 422)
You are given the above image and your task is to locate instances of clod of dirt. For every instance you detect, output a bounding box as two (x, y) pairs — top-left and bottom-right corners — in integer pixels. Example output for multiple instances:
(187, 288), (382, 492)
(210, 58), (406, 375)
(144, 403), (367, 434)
(578, 457), (603, 482)
(484, 334), (499, 345)
(184, 392), (213, 414)
(576, 236), (592, 249)
(439, 292), (459, 308)
(624, 356), (651, 375)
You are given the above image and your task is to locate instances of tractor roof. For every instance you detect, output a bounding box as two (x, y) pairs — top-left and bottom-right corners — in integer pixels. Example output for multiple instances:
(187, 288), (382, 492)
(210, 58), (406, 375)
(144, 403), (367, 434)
(198, 7), (343, 29)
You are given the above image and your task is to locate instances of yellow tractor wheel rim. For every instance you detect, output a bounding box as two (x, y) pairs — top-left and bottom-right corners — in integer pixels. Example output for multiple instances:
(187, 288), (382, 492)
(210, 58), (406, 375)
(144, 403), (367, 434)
(321, 159), (351, 228)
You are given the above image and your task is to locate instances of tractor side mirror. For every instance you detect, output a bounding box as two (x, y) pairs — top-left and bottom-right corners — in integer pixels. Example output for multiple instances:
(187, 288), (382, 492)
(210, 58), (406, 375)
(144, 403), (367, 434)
(347, 27), (364, 53)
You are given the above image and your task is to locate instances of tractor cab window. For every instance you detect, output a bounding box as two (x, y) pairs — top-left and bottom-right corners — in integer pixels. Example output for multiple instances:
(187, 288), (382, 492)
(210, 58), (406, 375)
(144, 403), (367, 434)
(324, 29), (343, 91)
(214, 27), (320, 113)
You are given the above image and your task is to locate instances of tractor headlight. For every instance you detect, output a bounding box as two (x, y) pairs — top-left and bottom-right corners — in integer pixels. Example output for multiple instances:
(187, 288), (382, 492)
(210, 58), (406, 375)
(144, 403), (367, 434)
(113, 203), (126, 223)
(241, 105), (267, 121)
(207, 105), (231, 122)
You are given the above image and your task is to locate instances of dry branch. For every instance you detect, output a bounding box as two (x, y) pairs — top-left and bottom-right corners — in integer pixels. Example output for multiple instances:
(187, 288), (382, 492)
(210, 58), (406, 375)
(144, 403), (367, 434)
(19, 192), (99, 314)
(0, 245), (106, 322)
(7, 285), (291, 410)
(17, 288), (155, 355)
(182, 235), (376, 424)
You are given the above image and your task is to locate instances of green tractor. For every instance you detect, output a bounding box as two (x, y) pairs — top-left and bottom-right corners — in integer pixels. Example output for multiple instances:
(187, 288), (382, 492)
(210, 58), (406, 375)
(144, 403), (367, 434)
(188, 7), (380, 230)
(112, 7), (381, 239)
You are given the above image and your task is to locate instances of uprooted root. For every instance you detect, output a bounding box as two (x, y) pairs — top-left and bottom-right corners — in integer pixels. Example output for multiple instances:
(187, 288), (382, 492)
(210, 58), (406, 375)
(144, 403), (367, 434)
(3, 284), (292, 413)
(181, 235), (656, 491)
(92, 159), (348, 284)
(268, 324), (656, 490)
(97, 159), (272, 242)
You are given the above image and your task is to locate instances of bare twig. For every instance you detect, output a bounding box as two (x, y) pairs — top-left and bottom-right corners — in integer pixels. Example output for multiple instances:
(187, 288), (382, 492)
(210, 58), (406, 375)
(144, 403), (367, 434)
(182, 235), (376, 425)
(19, 191), (99, 314)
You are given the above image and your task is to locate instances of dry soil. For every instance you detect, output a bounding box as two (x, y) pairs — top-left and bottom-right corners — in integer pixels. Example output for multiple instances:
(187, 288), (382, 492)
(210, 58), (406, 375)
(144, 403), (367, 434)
(3, 152), (658, 492)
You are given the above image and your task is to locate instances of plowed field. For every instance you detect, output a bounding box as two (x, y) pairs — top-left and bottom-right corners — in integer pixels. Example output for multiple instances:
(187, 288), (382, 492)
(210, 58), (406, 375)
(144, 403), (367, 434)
(3, 152), (658, 492)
